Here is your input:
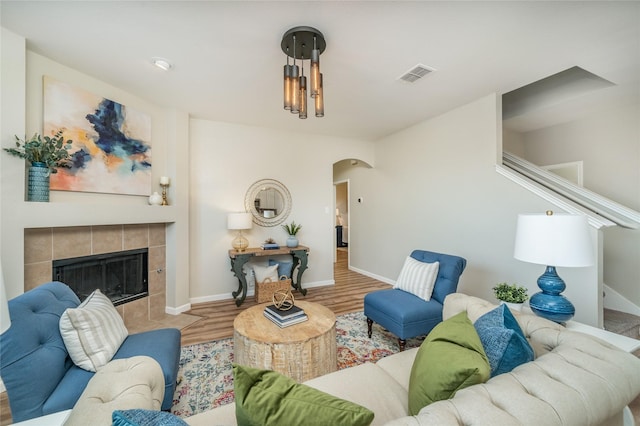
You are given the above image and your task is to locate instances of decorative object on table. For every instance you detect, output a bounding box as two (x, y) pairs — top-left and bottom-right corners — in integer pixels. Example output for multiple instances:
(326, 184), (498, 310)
(282, 221), (302, 248)
(272, 288), (295, 310)
(281, 26), (326, 119)
(44, 76), (152, 196)
(261, 238), (280, 250)
(255, 276), (292, 304)
(492, 282), (528, 311)
(159, 176), (170, 205)
(514, 210), (594, 323)
(227, 212), (252, 252)
(148, 191), (163, 206)
(265, 303), (305, 320)
(263, 307), (308, 328)
(3, 130), (73, 202)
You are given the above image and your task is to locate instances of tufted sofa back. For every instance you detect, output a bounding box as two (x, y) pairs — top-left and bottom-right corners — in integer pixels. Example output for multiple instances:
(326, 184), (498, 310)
(0, 281), (80, 422)
(409, 250), (467, 305)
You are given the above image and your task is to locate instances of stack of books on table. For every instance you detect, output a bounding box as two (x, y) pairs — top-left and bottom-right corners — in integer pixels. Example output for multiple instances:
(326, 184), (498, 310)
(263, 304), (308, 328)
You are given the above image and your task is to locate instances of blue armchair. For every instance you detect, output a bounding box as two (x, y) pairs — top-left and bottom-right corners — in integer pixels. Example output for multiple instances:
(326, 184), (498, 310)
(0, 282), (181, 422)
(364, 250), (467, 351)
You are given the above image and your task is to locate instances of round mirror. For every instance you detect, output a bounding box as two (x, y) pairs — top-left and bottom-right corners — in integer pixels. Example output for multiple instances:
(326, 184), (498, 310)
(244, 179), (292, 227)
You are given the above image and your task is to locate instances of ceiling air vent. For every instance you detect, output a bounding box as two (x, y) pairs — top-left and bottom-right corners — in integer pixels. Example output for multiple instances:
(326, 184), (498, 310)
(398, 64), (435, 83)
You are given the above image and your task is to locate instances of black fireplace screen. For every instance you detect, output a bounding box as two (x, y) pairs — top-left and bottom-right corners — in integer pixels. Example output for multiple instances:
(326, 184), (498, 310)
(53, 248), (148, 305)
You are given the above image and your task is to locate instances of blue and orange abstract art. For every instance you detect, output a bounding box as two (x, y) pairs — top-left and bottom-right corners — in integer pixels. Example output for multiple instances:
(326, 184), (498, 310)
(44, 76), (152, 196)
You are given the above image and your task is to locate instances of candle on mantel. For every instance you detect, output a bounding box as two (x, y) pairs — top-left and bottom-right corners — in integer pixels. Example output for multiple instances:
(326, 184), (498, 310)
(160, 176), (170, 185)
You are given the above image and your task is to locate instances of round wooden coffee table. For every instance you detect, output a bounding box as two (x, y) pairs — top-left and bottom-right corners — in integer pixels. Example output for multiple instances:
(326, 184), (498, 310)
(233, 300), (337, 382)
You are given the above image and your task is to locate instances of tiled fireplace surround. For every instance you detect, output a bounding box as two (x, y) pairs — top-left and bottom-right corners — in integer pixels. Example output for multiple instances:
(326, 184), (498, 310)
(23, 223), (167, 327)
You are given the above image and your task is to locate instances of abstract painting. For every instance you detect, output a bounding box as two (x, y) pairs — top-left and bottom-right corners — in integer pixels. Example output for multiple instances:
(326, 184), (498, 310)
(44, 76), (152, 196)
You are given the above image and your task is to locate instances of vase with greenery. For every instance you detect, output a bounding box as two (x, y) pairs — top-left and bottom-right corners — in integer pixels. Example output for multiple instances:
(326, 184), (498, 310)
(3, 130), (73, 202)
(282, 221), (302, 248)
(493, 282), (529, 311)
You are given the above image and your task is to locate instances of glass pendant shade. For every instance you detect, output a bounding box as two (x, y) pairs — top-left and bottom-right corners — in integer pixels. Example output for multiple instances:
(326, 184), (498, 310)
(281, 26), (325, 119)
(310, 48), (320, 98)
(299, 75), (308, 119)
(283, 64), (293, 110)
(290, 64), (300, 113)
(315, 73), (324, 117)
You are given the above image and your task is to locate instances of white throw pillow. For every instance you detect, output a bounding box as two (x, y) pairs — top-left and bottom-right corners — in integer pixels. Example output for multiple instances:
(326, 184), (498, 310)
(253, 264), (279, 283)
(59, 289), (128, 372)
(393, 257), (440, 301)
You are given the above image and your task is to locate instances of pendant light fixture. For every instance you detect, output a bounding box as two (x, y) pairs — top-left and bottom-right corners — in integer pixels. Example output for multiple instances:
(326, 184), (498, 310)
(281, 26), (326, 119)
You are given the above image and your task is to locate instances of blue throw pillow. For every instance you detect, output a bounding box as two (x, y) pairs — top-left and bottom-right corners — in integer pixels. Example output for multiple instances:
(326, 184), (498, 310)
(269, 259), (293, 278)
(473, 304), (534, 377)
(112, 409), (188, 426)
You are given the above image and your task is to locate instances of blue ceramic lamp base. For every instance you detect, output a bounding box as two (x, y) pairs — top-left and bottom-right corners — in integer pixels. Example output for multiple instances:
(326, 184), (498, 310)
(529, 265), (575, 323)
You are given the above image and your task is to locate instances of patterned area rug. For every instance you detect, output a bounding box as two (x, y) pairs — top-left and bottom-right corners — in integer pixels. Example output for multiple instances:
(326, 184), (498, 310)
(171, 311), (423, 418)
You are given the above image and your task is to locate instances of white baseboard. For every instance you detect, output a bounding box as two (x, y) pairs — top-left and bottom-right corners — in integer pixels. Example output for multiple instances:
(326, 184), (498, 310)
(165, 302), (192, 315)
(348, 266), (394, 286)
(603, 283), (640, 317)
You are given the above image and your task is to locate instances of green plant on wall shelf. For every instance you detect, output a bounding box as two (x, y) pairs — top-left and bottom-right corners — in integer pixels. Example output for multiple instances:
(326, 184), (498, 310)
(492, 282), (529, 304)
(3, 130), (73, 173)
(281, 221), (302, 236)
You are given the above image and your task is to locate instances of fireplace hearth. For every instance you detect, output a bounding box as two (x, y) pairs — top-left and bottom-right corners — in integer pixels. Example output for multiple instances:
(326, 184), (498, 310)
(53, 248), (149, 305)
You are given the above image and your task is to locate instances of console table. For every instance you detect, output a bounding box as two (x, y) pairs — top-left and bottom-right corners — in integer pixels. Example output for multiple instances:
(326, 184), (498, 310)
(228, 245), (309, 306)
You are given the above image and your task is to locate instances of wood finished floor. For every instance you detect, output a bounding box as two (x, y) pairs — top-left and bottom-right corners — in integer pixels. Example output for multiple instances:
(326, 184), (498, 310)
(0, 249), (387, 425)
(2, 250), (639, 424)
(180, 249), (387, 346)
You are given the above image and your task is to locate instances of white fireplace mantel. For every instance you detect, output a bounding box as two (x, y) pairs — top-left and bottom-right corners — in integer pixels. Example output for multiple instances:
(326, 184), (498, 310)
(16, 202), (176, 228)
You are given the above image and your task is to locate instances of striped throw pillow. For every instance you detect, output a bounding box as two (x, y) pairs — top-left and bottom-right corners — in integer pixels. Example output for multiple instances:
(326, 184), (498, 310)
(393, 257), (440, 301)
(59, 289), (128, 372)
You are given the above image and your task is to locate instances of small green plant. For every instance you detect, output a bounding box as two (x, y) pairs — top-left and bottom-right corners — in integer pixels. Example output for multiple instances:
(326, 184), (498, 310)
(281, 221), (302, 236)
(493, 282), (529, 303)
(3, 130), (73, 173)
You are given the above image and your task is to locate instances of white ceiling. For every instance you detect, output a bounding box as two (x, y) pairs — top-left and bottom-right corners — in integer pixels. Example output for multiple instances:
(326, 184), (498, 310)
(1, 1), (639, 141)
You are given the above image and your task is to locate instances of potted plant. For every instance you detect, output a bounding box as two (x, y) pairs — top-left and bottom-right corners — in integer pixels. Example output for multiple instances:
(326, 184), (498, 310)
(492, 282), (528, 311)
(281, 221), (302, 248)
(3, 130), (73, 202)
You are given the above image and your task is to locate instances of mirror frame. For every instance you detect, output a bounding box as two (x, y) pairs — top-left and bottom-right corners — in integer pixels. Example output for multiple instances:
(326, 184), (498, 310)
(244, 179), (292, 227)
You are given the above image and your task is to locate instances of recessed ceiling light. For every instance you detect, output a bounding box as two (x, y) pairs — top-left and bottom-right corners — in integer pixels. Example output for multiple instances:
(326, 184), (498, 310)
(151, 57), (172, 71)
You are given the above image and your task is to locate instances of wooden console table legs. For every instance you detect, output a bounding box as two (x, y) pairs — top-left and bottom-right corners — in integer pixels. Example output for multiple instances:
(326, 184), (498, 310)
(230, 253), (252, 307)
(228, 246), (310, 306)
(290, 249), (309, 296)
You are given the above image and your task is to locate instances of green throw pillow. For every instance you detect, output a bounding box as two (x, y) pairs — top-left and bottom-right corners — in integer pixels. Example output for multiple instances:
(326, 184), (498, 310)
(233, 364), (375, 426)
(408, 311), (490, 415)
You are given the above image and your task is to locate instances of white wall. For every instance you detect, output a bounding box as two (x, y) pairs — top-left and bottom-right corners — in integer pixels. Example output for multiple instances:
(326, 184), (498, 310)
(521, 104), (639, 211)
(0, 30), (191, 310)
(188, 119), (374, 302)
(343, 94), (602, 326)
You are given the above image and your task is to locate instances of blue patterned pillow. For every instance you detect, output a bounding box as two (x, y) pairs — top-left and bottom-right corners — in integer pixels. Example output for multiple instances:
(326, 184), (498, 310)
(474, 304), (534, 376)
(112, 409), (188, 426)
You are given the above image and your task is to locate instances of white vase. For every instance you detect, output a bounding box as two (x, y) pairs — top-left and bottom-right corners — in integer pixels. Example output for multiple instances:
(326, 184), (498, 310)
(286, 236), (298, 248)
(148, 192), (163, 206)
(502, 301), (524, 312)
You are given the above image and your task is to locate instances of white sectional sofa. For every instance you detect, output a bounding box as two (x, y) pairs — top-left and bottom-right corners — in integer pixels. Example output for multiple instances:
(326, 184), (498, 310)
(64, 293), (640, 425)
(185, 293), (640, 426)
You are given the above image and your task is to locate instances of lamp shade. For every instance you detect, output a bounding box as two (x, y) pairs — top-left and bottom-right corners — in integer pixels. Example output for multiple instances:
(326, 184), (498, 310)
(514, 212), (593, 267)
(0, 261), (11, 334)
(227, 212), (253, 230)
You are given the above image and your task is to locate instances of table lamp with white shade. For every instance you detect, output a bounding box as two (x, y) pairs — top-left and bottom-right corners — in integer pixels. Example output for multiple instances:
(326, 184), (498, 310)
(513, 211), (594, 323)
(228, 212), (253, 252)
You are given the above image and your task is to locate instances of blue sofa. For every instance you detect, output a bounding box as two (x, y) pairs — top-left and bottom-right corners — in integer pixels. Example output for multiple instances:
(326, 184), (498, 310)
(0, 281), (181, 422)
